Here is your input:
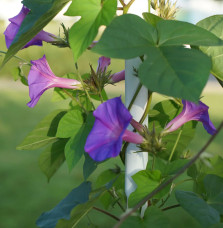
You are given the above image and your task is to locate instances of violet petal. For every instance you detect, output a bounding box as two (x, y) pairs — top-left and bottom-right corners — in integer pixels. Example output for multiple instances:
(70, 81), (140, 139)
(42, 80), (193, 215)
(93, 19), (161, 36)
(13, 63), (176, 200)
(85, 97), (132, 161)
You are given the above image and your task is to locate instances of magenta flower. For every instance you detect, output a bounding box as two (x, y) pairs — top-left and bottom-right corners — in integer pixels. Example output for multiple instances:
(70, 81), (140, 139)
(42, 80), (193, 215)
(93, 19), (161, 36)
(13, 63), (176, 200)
(164, 100), (216, 135)
(84, 97), (144, 161)
(96, 56), (125, 83)
(27, 55), (81, 108)
(4, 6), (56, 49)
(109, 70), (125, 83)
(97, 56), (111, 72)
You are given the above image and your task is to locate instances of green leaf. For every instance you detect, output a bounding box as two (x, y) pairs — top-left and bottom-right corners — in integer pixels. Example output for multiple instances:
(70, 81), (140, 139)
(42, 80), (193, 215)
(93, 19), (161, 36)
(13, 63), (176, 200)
(204, 174), (223, 214)
(65, 113), (94, 171)
(140, 46), (211, 102)
(156, 19), (223, 46)
(149, 100), (197, 159)
(56, 109), (84, 138)
(17, 110), (67, 150)
(121, 206), (171, 228)
(93, 14), (220, 101)
(189, 157), (223, 195)
(175, 190), (220, 228)
(39, 139), (68, 181)
(143, 13), (163, 26)
(83, 153), (98, 180)
(197, 15), (223, 81)
(210, 224), (223, 228)
(64, 0), (117, 61)
(150, 158), (188, 177)
(2, 0), (70, 66)
(36, 182), (91, 228)
(11, 66), (28, 86)
(93, 14), (157, 59)
(56, 173), (122, 227)
(128, 170), (163, 207)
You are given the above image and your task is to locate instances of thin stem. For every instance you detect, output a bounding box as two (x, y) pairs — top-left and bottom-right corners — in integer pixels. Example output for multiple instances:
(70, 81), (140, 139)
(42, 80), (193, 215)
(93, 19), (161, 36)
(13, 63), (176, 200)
(0, 51), (31, 65)
(139, 91), (152, 124)
(168, 129), (182, 161)
(117, 7), (124, 10)
(174, 178), (193, 187)
(119, 0), (126, 6)
(108, 190), (125, 212)
(127, 83), (142, 110)
(92, 207), (120, 221)
(162, 204), (180, 211)
(114, 121), (223, 228)
(123, 0), (136, 14)
(148, 0), (151, 13)
(62, 89), (88, 113)
(75, 63), (96, 110)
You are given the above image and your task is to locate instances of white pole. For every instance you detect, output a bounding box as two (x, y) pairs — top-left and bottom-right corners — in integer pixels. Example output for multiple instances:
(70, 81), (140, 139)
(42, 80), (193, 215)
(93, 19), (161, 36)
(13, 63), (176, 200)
(125, 58), (148, 208)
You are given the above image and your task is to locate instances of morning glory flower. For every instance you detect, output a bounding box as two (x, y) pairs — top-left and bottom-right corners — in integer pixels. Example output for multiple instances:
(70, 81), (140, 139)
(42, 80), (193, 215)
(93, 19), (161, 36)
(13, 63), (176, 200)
(96, 56), (125, 83)
(84, 97), (144, 161)
(27, 55), (81, 108)
(109, 70), (125, 83)
(97, 56), (111, 73)
(4, 6), (56, 49)
(164, 100), (216, 135)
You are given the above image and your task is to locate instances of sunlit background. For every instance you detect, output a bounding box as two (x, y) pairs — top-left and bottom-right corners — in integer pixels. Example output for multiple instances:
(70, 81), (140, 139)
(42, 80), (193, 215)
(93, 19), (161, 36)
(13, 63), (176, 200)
(0, 1), (223, 227)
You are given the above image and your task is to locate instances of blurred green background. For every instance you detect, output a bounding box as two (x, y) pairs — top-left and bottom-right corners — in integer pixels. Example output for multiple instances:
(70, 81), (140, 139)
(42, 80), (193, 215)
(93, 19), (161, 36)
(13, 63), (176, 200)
(0, 4), (223, 227)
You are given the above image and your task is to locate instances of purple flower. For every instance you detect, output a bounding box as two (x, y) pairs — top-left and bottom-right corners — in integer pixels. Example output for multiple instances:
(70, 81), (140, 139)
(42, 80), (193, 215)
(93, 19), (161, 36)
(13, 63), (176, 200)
(97, 56), (111, 73)
(27, 55), (81, 108)
(84, 97), (144, 161)
(109, 70), (125, 83)
(96, 56), (125, 83)
(4, 6), (56, 49)
(164, 100), (216, 135)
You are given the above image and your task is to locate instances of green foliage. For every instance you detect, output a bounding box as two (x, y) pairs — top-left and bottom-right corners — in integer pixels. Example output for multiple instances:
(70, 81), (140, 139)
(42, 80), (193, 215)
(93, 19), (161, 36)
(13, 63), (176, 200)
(150, 158), (189, 177)
(204, 175), (223, 214)
(56, 109), (84, 138)
(65, 113), (94, 171)
(128, 170), (163, 207)
(36, 181), (91, 228)
(93, 14), (223, 102)
(143, 13), (163, 26)
(83, 153), (98, 180)
(64, 0), (117, 61)
(149, 100), (197, 159)
(17, 110), (67, 150)
(175, 190), (220, 228)
(39, 139), (68, 181)
(188, 157), (223, 195)
(197, 15), (223, 81)
(121, 206), (171, 228)
(2, 0), (70, 66)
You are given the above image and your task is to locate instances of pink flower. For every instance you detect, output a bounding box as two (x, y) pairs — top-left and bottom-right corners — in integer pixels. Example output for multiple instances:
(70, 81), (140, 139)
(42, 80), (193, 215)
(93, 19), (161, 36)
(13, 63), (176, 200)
(4, 6), (56, 49)
(27, 55), (81, 108)
(164, 100), (216, 135)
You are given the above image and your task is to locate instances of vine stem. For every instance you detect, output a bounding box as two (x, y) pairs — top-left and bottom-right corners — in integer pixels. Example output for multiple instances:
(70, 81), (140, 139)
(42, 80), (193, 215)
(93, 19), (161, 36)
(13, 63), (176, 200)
(168, 129), (182, 161)
(61, 89), (88, 114)
(139, 91), (152, 124)
(0, 51), (31, 65)
(127, 83), (142, 110)
(123, 0), (136, 14)
(75, 63), (96, 110)
(162, 204), (180, 211)
(148, 0), (151, 13)
(92, 207), (120, 221)
(114, 121), (223, 228)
